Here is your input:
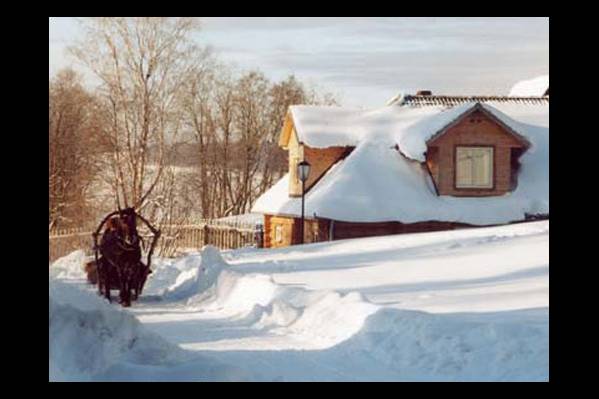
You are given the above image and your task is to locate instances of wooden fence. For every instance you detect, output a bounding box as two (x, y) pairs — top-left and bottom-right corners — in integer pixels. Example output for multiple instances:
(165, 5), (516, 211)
(49, 227), (96, 262)
(49, 221), (261, 263)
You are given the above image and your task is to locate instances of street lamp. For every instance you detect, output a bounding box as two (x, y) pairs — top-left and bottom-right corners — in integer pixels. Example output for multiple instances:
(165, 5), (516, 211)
(297, 160), (311, 245)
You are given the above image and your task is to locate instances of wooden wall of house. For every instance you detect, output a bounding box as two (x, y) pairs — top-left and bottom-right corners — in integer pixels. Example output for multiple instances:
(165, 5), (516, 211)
(264, 214), (330, 248)
(304, 217), (330, 244)
(302, 146), (350, 193)
(265, 215), (296, 248)
(331, 220), (470, 240)
(264, 214), (471, 248)
(426, 109), (527, 197)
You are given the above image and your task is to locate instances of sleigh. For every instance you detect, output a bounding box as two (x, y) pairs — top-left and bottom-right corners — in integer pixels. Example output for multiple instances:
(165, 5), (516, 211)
(89, 208), (161, 306)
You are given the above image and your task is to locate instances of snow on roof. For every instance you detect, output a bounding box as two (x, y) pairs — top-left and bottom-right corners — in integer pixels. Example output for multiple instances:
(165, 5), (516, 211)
(397, 102), (533, 162)
(509, 75), (549, 97)
(289, 104), (447, 149)
(253, 102), (548, 225)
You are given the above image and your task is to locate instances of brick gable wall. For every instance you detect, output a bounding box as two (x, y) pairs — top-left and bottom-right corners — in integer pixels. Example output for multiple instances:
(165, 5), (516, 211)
(426, 110), (527, 197)
(287, 128), (352, 197)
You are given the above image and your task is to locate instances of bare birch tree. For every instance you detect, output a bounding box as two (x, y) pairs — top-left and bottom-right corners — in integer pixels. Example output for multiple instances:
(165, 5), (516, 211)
(69, 17), (208, 213)
(182, 70), (339, 219)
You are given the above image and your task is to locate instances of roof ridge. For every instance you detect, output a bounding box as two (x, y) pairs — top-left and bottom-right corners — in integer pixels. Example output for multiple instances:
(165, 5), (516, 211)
(397, 95), (549, 107)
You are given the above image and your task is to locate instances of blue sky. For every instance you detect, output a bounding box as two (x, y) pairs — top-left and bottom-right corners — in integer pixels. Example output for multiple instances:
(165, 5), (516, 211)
(49, 17), (548, 108)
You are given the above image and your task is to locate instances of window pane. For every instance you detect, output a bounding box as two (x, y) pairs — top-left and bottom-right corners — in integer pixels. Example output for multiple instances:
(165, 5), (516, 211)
(456, 149), (473, 185)
(456, 147), (493, 189)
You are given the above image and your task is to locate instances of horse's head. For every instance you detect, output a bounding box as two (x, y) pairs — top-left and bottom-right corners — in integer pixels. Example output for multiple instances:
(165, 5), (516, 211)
(105, 217), (120, 232)
(119, 207), (139, 238)
(119, 208), (135, 225)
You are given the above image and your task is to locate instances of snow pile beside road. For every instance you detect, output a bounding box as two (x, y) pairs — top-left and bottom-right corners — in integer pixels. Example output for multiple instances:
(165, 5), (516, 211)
(154, 247), (379, 348)
(147, 247), (548, 380)
(184, 265), (381, 349)
(282, 291), (378, 348)
(197, 272), (281, 314)
(49, 250), (88, 280)
(49, 279), (185, 381)
(163, 246), (227, 301)
(49, 222), (547, 381)
(338, 307), (548, 381)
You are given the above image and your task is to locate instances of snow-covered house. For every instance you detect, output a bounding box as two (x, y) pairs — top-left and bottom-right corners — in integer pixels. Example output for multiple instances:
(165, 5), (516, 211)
(252, 91), (549, 248)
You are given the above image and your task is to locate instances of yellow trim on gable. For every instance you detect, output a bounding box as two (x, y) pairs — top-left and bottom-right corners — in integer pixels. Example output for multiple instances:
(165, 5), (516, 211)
(278, 111), (298, 149)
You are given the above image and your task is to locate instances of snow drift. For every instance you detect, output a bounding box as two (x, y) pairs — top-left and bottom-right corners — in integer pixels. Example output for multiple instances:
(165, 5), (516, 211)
(163, 245), (228, 301)
(134, 243), (548, 380)
(335, 307), (548, 381)
(49, 279), (185, 381)
(49, 277), (251, 382)
(50, 221), (548, 381)
(49, 249), (88, 280)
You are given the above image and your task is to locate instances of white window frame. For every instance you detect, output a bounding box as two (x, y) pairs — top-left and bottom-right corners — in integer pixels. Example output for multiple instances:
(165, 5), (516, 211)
(455, 146), (494, 189)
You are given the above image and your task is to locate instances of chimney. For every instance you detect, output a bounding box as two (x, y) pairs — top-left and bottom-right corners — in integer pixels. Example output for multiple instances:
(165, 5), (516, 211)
(416, 90), (432, 96)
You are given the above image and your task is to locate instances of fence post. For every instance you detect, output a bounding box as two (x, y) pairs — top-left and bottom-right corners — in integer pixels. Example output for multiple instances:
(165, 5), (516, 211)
(203, 224), (210, 247)
(255, 223), (264, 249)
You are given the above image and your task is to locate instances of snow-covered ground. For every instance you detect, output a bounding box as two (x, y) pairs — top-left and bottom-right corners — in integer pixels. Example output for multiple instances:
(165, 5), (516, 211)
(49, 220), (549, 381)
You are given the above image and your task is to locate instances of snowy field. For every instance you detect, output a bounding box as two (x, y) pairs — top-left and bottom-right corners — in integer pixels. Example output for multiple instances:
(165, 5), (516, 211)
(49, 220), (549, 382)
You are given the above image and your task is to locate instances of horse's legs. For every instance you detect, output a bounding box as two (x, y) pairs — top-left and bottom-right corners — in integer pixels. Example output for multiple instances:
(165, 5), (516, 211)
(104, 278), (111, 302)
(118, 265), (131, 307)
(132, 282), (138, 301)
(99, 262), (107, 297)
(103, 264), (111, 302)
(122, 278), (131, 307)
(132, 264), (145, 301)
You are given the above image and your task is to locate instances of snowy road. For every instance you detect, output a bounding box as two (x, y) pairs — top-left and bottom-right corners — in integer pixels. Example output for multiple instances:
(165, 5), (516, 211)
(49, 221), (549, 381)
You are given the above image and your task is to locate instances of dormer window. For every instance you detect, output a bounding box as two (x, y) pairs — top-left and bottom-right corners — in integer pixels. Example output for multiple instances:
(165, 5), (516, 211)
(455, 146), (494, 189)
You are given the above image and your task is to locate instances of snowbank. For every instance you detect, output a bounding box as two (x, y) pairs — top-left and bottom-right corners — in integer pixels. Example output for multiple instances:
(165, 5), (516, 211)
(163, 246), (228, 301)
(49, 277), (253, 382)
(332, 307), (548, 381)
(281, 291), (378, 348)
(49, 250), (88, 280)
(194, 273), (378, 349)
(131, 232), (548, 380)
(50, 222), (548, 381)
(147, 248), (381, 349)
(49, 279), (185, 381)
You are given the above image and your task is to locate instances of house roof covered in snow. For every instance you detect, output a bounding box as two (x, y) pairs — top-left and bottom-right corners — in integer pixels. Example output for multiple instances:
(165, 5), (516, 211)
(253, 101), (548, 226)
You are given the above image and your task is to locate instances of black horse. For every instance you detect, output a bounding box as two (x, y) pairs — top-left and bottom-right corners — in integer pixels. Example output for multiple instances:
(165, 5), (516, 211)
(98, 209), (144, 307)
(94, 207), (160, 307)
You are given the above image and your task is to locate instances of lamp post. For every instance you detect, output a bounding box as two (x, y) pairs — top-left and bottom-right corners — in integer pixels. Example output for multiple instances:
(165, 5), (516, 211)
(297, 160), (311, 245)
